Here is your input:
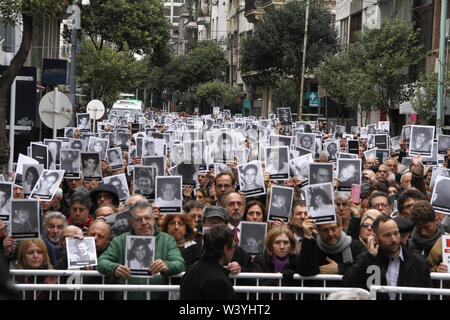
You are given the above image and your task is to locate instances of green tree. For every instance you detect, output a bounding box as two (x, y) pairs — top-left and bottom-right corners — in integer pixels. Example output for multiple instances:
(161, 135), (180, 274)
(240, 0), (339, 117)
(316, 17), (424, 134)
(77, 39), (145, 109)
(80, 0), (171, 55)
(0, 0), (67, 170)
(272, 78), (297, 111)
(409, 72), (439, 123)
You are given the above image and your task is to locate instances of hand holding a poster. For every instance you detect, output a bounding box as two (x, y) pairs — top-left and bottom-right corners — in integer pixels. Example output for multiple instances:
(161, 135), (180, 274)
(149, 259), (168, 275)
(302, 216), (317, 239)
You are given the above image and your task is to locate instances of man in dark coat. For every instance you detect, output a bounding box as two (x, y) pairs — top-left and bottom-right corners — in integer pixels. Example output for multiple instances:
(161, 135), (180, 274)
(297, 215), (367, 277)
(180, 224), (237, 300)
(342, 215), (433, 300)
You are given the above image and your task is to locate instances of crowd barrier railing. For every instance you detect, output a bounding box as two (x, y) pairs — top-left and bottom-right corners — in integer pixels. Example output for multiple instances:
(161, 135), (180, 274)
(8, 269), (450, 300)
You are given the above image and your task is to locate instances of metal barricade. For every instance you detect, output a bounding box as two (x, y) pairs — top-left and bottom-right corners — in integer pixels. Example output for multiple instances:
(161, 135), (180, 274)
(9, 269), (450, 300)
(369, 285), (450, 300)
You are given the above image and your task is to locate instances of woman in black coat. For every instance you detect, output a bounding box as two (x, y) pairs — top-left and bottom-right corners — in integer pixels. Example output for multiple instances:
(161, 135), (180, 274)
(251, 226), (299, 300)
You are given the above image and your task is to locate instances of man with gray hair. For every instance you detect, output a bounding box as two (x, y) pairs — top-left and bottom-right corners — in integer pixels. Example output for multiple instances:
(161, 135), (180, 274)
(42, 211), (67, 266)
(334, 191), (360, 240)
(97, 201), (185, 300)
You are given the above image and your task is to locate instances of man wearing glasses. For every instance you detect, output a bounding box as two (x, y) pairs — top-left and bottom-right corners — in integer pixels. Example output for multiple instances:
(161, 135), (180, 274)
(368, 191), (394, 216)
(214, 172), (235, 207)
(97, 201), (185, 300)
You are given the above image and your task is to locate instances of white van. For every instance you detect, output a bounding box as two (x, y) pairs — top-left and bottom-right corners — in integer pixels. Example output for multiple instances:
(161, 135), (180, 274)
(111, 94), (144, 117)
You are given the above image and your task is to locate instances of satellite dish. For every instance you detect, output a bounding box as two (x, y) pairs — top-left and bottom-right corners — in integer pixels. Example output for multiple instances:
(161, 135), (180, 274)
(39, 88), (72, 131)
(86, 99), (105, 120)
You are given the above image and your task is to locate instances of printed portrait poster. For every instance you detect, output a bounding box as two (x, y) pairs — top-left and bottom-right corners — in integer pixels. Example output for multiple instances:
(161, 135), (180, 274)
(237, 161), (266, 197)
(240, 222), (267, 255)
(155, 176), (183, 214)
(267, 185), (294, 223)
(337, 159), (362, 191)
(10, 199), (40, 240)
(29, 170), (65, 201)
(31, 143), (49, 169)
(309, 162), (333, 186)
(133, 166), (157, 201)
(431, 175), (450, 215)
(289, 153), (313, 187)
(409, 125), (435, 157)
(104, 210), (132, 238)
(81, 152), (102, 182)
(0, 182), (12, 222)
(66, 237), (97, 269)
(305, 182), (336, 225)
(125, 236), (155, 277)
(103, 173), (130, 202)
(438, 134), (450, 155)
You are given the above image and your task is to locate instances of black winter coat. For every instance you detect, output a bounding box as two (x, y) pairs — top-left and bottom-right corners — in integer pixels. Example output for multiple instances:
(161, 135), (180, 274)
(342, 245), (433, 300)
(180, 257), (238, 300)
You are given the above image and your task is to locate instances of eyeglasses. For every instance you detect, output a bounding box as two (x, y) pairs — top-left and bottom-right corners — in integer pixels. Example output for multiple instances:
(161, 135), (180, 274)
(361, 223), (373, 229)
(132, 216), (153, 223)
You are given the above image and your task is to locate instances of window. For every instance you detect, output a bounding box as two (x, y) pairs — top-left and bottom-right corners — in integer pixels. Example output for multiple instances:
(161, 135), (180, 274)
(349, 12), (362, 43)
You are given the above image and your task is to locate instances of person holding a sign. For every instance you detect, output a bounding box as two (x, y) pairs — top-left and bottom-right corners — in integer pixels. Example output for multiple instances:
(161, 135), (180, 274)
(298, 215), (367, 278)
(97, 201), (185, 300)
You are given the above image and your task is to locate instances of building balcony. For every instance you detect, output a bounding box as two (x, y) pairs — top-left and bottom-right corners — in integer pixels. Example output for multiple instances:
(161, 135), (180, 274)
(261, 0), (285, 10)
(196, 15), (210, 25)
(244, 0), (264, 23)
(186, 21), (198, 29)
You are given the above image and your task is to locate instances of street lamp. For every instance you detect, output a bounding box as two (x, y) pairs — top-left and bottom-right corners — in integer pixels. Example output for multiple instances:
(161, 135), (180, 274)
(68, 0), (90, 124)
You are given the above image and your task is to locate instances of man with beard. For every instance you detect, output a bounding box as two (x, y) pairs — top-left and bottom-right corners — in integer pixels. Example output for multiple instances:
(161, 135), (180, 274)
(42, 212), (67, 266)
(343, 215), (433, 300)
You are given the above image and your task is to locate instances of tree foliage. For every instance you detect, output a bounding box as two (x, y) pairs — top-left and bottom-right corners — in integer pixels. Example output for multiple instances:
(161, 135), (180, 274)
(80, 0), (171, 55)
(316, 17), (424, 133)
(409, 72), (439, 123)
(240, 0), (339, 113)
(148, 41), (227, 95)
(195, 80), (243, 107)
(77, 38), (145, 108)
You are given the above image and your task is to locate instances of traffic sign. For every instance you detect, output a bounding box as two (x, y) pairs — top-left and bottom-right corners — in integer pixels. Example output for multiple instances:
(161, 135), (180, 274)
(306, 92), (319, 107)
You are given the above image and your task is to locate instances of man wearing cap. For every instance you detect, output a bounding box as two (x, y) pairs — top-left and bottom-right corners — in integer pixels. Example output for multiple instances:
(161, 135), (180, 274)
(181, 206), (252, 275)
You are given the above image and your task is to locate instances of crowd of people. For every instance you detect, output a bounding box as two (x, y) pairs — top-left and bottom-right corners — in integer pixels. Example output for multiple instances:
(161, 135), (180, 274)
(0, 106), (449, 301)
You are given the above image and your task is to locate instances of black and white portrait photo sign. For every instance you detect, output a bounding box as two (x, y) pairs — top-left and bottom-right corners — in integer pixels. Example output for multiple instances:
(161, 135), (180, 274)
(29, 170), (65, 201)
(155, 176), (183, 214)
(409, 125), (435, 157)
(106, 147), (124, 170)
(0, 183), (12, 222)
(60, 149), (81, 179)
(125, 235), (155, 277)
(66, 237), (97, 269)
(44, 139), (62, 168)
(324, 140), (340, 161)
(289, 153), (313, 187)
(277, 107), (292, 124)
(305, 182), (336, 225)
(437, 134), (450, 155)
(11, 199), (40, 240)
(21, 164), (44, 195)
(265, 146), (289, 180)
(104, 210), (132, 238)
(81, 152), (102, 181)
(309, 162), (333, 186)
(295, 132), (316, 154)
(337, 158), (361, 191)
(133, 166), (157, 200)
(103, 173), (130, 202)
(431, 176), (450, 214)
(88, 137), (109, 160)
(31, 143), (49, 169)
(240, 222), (267, 255)
(77, 113), (91, 132)
(267, 185), (294, 223)
(237, 161), (266, 197)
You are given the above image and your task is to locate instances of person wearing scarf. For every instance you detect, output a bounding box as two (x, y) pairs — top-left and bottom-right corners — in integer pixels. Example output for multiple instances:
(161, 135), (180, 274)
(297, 215), (367, 278)
(408, 200), (446, 257)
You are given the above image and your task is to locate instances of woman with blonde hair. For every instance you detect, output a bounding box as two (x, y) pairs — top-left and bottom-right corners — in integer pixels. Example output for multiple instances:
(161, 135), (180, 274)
(16, 239), (57, 300)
